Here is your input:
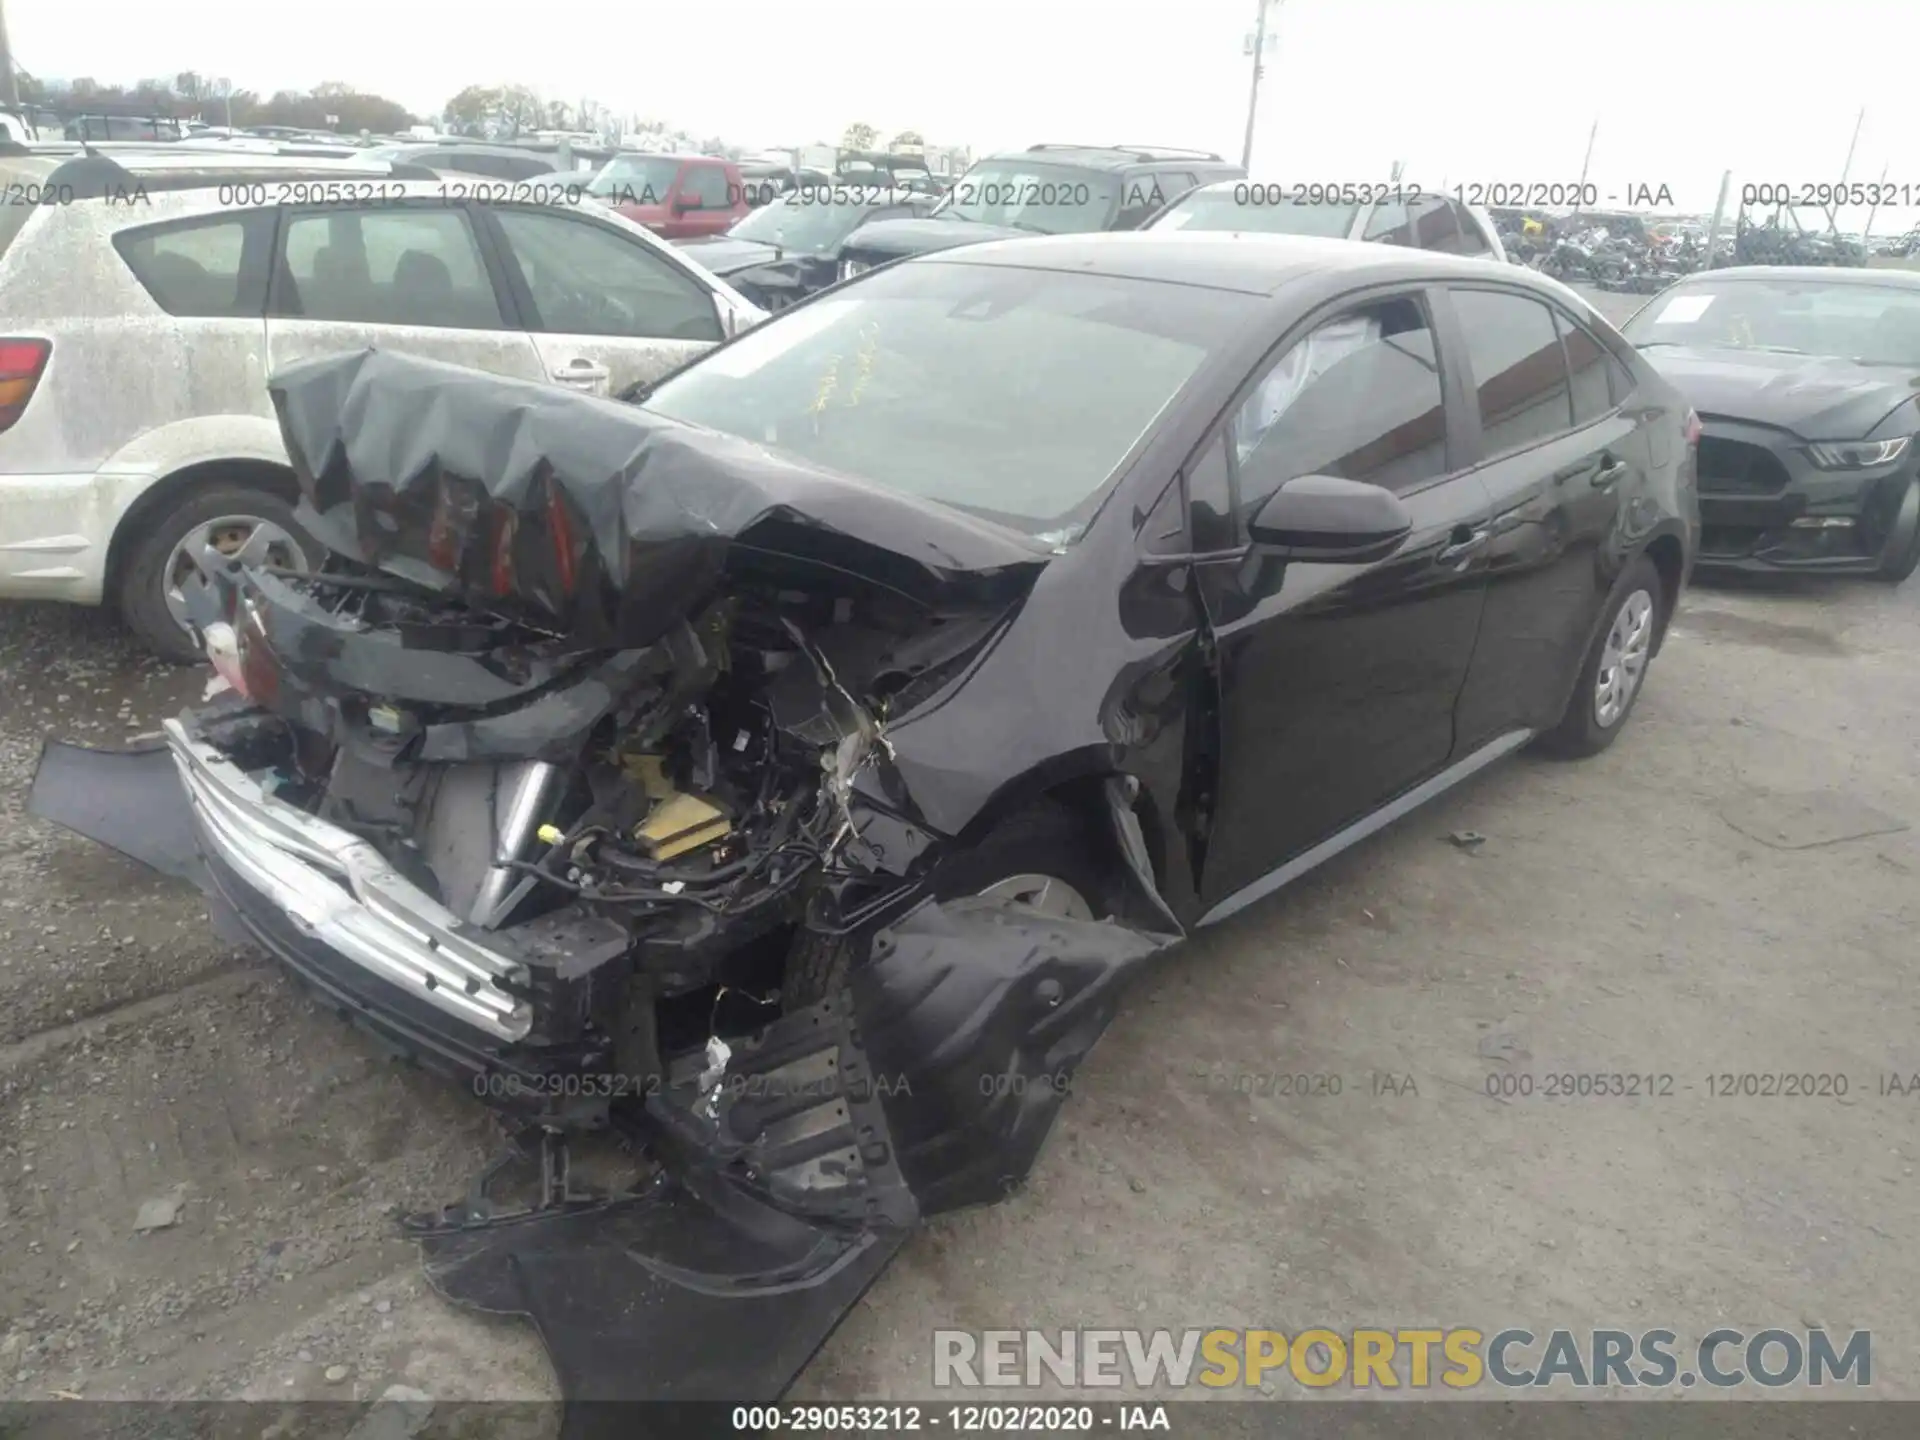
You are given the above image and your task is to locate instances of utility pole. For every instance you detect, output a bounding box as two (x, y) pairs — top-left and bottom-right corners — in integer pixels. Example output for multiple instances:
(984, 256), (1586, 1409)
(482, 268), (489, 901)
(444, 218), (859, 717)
(1240, 0), (1281, 173)
(1825, 105), (1864, 238)
(0, 0), (19, 110)
(1860, 159), (1891, 248)
(1575, 117), (1598, 213)
(1704, 168), (1733, 259)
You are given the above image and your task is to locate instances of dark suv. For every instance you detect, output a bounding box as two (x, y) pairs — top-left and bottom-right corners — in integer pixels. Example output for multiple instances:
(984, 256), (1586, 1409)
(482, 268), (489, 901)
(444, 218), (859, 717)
(834, 143), (1243, 279)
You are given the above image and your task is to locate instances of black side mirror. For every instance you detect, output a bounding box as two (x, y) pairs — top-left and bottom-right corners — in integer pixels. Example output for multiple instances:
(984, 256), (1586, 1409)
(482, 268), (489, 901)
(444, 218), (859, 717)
(1247, 473), (1413, 560)
(674, 195), (703, 213)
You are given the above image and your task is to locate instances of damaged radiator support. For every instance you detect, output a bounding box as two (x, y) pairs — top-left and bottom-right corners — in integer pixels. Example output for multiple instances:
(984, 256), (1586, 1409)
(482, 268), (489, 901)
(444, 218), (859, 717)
(418, 759), (568, 929)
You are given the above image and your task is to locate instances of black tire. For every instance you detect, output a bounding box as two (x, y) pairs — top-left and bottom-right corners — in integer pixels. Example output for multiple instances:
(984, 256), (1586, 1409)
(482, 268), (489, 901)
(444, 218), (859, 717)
(116, 481), (319, 664)
(1535, 554), (1665, 760)
(783, 801), (1109, 1008)
(1872, 479), (1920, 584)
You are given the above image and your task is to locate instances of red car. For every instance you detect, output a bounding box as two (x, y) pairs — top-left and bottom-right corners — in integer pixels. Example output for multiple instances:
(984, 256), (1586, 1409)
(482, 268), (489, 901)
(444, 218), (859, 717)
(590, 153), (753, 239)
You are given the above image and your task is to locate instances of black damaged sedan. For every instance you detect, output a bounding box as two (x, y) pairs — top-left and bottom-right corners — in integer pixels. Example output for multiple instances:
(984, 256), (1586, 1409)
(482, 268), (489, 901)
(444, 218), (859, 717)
(32, 232), (1696, 1408)
(1624, 266), (1920, 580)
(674, 184), (937, 312)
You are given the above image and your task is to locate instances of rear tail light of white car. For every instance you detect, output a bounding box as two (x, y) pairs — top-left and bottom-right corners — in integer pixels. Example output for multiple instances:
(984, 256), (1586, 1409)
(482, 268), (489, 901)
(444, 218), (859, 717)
(1683, 408), (1703, 448)
(0, 338), (51, 435)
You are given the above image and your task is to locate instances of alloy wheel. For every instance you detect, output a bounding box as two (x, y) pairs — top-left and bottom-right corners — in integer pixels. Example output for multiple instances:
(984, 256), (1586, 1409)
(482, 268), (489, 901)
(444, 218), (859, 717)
(1594, 588), (1655, 729)
(163, 516), (312, 632)
(976, 873), (1094, 921)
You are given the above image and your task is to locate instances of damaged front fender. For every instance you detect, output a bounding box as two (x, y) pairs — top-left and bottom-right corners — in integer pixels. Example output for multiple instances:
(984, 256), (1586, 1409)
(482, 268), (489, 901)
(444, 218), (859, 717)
(413, 895), (1172, 1421)
(849, 896), (1169, 1215)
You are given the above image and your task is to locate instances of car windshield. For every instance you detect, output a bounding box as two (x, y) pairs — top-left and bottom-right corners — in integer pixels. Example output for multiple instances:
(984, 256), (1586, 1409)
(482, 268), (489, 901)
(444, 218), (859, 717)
(1624, 279), (1920, 366)
(729, 190), (894, 254)
(587, 155), (683, 205)
(1150, 190), (1360, 237)
(931, 163), (1121, 235)
(642, 261), (1244, 537)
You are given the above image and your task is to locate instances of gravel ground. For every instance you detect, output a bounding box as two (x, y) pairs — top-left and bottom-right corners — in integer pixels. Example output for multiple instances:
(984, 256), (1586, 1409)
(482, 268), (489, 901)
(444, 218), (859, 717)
(2, 284), (1915, 1411)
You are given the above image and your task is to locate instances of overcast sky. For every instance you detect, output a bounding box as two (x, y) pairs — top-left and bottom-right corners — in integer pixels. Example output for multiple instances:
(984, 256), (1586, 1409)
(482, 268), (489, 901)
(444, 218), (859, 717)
(14, 0), (1920, 229)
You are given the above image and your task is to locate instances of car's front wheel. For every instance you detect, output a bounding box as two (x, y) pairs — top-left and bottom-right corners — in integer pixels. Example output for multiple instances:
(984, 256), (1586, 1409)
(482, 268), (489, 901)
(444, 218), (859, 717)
(783, 801), (1109, 1008)
(1536, 554), (1665, 759)
(117, 481), (320, 664)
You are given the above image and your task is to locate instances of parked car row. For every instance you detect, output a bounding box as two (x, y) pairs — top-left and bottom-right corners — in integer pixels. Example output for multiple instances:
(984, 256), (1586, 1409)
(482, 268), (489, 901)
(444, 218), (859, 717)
(652, 148), (1516, 319)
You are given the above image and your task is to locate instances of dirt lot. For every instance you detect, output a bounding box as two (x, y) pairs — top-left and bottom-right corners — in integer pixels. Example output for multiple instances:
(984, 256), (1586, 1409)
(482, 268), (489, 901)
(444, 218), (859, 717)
(2, 287), (1917, 1411)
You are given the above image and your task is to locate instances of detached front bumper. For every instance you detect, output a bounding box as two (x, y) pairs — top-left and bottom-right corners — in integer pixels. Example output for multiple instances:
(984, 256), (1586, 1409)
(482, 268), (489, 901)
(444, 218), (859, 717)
(32, 721), (626, 1122)
(166, 717), (533, 1041)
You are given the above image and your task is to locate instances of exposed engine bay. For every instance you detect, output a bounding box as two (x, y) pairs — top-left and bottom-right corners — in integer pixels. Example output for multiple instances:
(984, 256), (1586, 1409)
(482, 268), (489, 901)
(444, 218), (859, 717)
(185, 548), (1008, 1110)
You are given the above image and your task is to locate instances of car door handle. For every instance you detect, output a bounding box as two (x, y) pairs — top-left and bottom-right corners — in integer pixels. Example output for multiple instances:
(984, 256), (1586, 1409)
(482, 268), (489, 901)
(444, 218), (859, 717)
(1436, 526), (1490, 566)
(1592, 456), (1631, 488)
(552, 360), (610, 385)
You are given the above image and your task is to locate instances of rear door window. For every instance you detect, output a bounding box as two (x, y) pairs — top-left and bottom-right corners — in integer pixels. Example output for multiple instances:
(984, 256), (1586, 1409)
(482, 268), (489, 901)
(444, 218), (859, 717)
(1409, 198), (1461, 252)
(1449, 288), (1575, 457)
(1159, 171), (1200, 203)
(492, 208), (722, 341)
(681, 165), (732, 208)
(1442, 203), (1493, 256)
(1116, 174), (1176, 228)
(115, 213), (268, 318)
(1557, 311), (1616, 425)
(1360, 200), (1411, 245)
(1605, 353), (1638, 406)
(275, 205), (504, 329)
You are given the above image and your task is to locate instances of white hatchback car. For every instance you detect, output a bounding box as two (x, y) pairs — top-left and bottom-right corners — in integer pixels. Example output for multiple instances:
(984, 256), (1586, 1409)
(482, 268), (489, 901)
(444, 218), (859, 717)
(0, 148), (764, 660)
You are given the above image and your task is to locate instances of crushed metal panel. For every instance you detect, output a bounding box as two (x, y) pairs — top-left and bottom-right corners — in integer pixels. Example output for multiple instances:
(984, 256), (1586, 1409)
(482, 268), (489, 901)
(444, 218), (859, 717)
(268, 348), (1050, 648)
(416, 1178), (908, 1437)
(27, 739), (203, 881)
(410, 897), (1173, 1409)
(849, 896), (1173, 1216)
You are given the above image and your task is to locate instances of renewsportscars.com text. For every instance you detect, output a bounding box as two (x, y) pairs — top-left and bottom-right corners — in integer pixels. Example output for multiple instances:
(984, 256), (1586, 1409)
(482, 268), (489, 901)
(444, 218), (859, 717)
(933, 1327), (1871, 1390)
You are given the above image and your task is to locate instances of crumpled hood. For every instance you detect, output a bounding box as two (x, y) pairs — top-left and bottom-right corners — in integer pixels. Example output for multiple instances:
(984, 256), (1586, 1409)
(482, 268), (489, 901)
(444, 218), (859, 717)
(1642, 344), (1919, 439)
(673, 235), (784, 275)
(268, 349), (1051, 648)
(842, 215), (1031, 259)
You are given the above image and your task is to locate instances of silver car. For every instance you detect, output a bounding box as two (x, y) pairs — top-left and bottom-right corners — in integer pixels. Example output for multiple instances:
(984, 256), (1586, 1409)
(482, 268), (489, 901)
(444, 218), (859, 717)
(1145, 179), (1509, 262)
(0, 149), (764, 660)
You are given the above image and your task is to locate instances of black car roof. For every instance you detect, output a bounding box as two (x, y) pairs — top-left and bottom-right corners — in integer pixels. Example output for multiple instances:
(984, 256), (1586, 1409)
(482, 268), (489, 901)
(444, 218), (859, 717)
(980, 144), (1231, 173)
(1675, 265), (1920, 288)
(924, 230), (1560, 297)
